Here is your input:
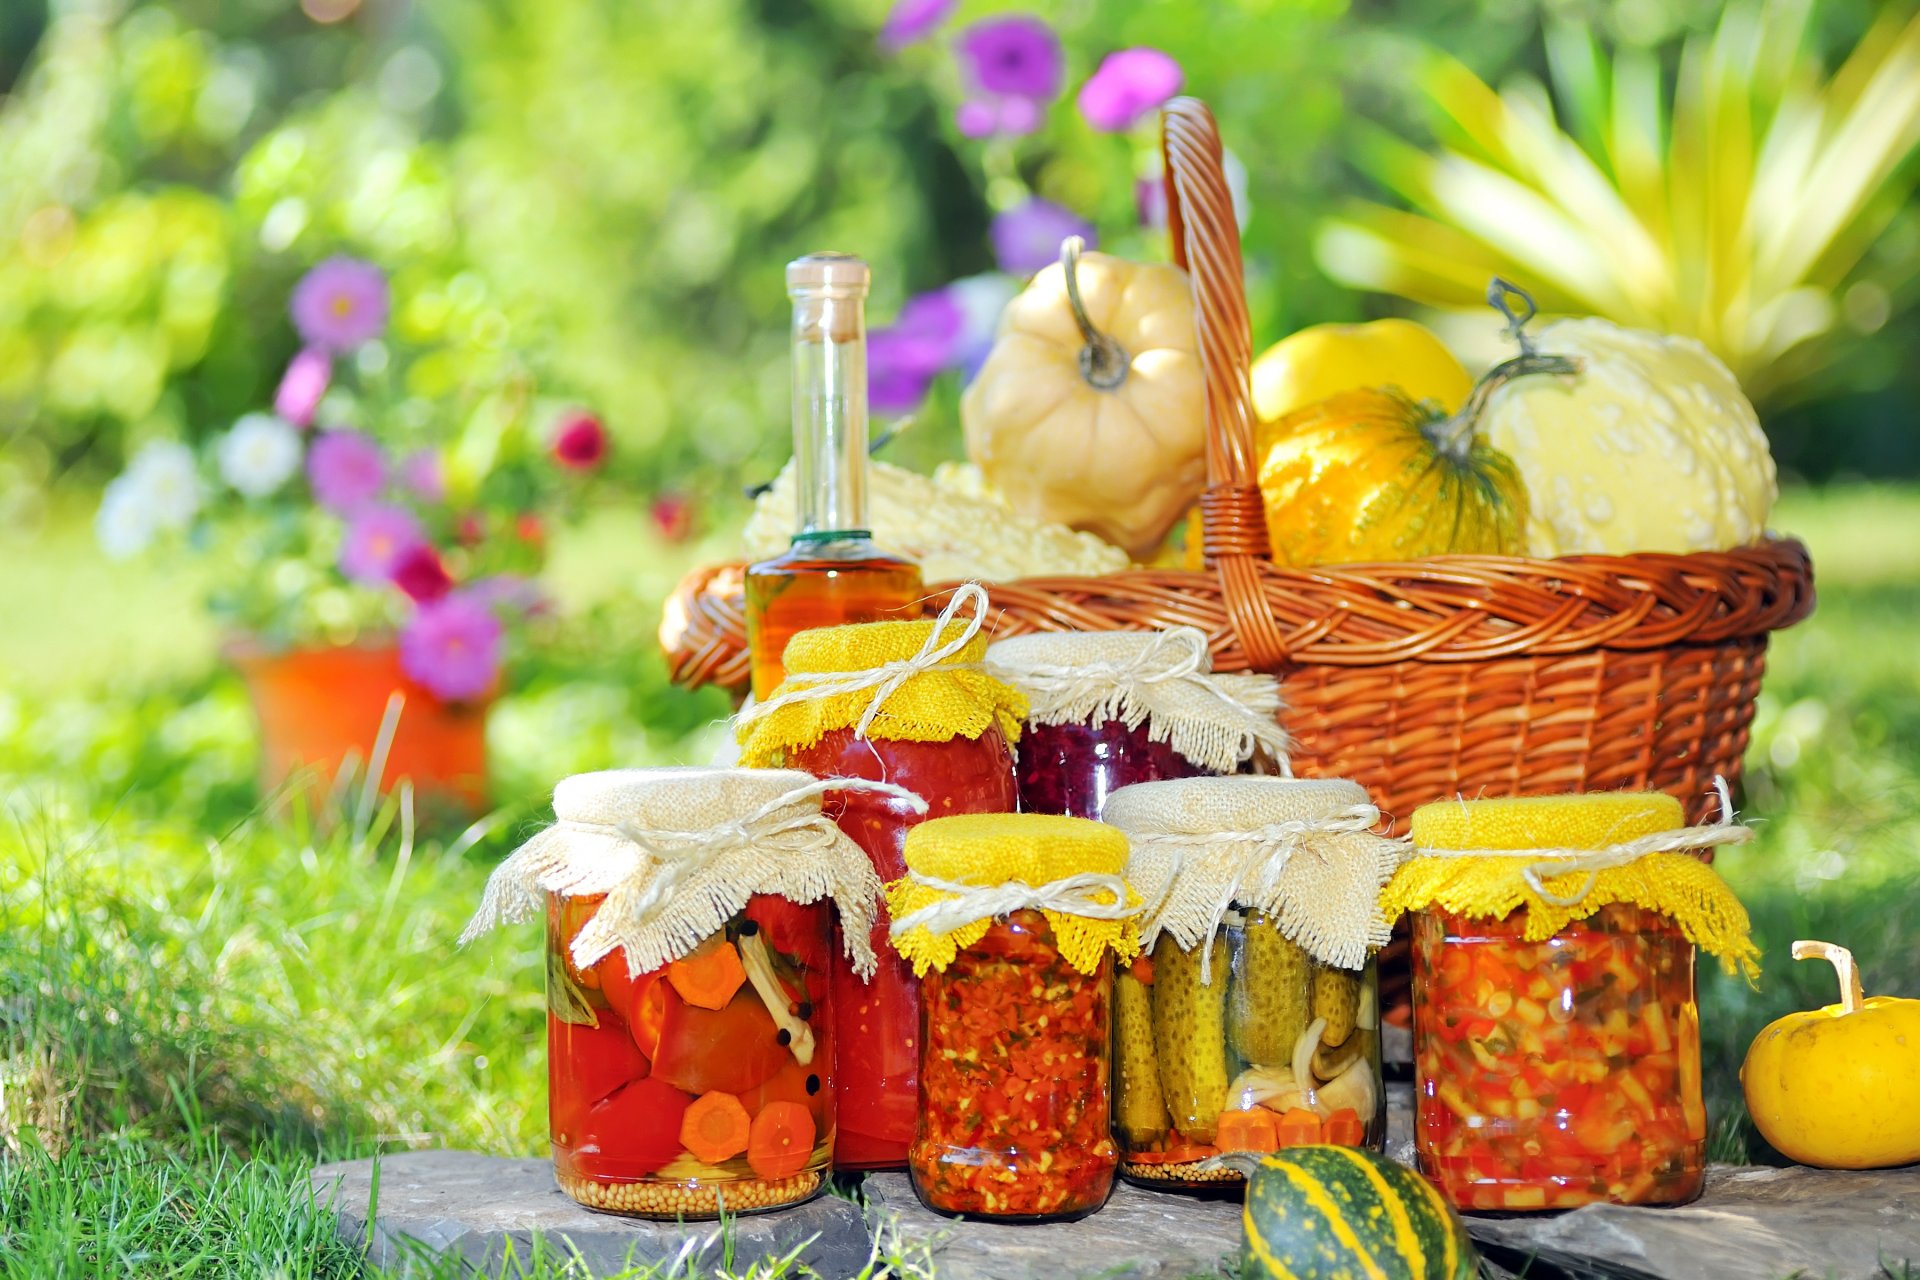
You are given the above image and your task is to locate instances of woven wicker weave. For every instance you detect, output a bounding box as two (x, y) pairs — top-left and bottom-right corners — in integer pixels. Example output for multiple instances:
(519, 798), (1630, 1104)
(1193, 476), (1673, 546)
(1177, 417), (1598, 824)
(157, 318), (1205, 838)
(658, 97), (1815, 1003)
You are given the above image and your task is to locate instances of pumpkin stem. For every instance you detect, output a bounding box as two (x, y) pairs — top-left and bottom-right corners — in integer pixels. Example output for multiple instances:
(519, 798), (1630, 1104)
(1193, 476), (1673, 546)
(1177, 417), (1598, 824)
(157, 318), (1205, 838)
(1059, 235), (1130, 391)
(1488, 277), (1541, 356)
(1792, 939), (1865, 1015)
(1426, 280), (1583, 457)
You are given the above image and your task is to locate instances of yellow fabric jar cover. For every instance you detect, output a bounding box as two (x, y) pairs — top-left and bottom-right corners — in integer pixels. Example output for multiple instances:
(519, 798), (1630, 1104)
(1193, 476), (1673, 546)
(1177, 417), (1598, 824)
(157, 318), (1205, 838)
(886, 813), (1142, 977)
(736, 585), (1027, 766)
(1382, 789), (1759, 976)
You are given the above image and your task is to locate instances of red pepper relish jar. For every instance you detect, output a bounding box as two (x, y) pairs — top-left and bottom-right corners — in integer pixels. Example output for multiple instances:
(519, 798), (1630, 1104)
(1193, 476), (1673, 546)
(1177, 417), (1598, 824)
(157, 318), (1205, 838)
(886, 813), (1142, 1222)
(1101, 777), (1404, 1190)
(462, 766), (900, 1219)
(985, 627), (1290, 820)
(1385, 791), (1759, 1211)
(735, 584), (1024, 1171)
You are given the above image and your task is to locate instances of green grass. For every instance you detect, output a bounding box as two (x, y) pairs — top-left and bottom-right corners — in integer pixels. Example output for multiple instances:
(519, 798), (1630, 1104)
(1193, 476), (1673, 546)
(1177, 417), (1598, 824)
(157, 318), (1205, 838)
(2, 483), (1917, 1275)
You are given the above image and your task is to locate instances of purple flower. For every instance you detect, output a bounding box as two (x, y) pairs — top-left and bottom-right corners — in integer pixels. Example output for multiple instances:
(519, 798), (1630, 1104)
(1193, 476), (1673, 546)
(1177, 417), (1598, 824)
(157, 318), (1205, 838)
(290, 256), (389, 351)
(338, 504), (424, 584)
(956, 94), (1042, 138)
(306, 430), (388, 511)
(466, 573), (547, 618)
(954, 15), (1063, 101)
(990, 199), (1096, 276)
(274, 348), (332, 428)
(879, 0), (954, 51)
(399, 449), (445, 502)
(400, 591), (504, 703)
(1136, 176), (1168, 231)
(867, 289), (971, 416)
(1077, 48), (1183, 132)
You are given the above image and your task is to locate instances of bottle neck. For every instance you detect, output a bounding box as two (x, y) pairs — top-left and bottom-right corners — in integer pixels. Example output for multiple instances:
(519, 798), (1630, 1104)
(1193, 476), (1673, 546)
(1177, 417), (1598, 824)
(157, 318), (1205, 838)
(790, 287), (870, 541)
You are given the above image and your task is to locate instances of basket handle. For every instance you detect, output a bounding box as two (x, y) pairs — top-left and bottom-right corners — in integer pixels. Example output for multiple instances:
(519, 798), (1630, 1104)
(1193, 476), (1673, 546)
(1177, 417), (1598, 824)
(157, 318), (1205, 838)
(1161, 97), (1288, 667)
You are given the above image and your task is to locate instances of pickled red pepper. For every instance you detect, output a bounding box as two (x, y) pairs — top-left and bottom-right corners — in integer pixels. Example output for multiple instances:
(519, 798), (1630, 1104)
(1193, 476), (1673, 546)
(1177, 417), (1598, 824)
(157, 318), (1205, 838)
(1386, 790), (1760, 1212)
(888, 813), (1142, 1223)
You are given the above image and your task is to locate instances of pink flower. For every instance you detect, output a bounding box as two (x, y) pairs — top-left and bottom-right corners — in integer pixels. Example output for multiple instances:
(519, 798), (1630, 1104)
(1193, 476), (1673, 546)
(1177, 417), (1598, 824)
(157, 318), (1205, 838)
(274, 348), (332, 428)
(651, 493), (696, 543)
(552, 413), (609, 471)
(290, 257), (389, 351)
(467, 573), (547, 618)
(307, 430), (388, 511)
(1136, 177), (1168, 231)
(879, 0), (953, 51)
(338, 505), (424, 584)
(399, 449), (445, 502)
(955, 94), (1042, 138)
(400, 591), (503, 703)
(990, 199), (1096, 275)
(389, 542), (453, 603)
(1077, 48), (1183, 133)
(455, 511), (487, 546)
(514, 513), (546, 547)
(954, 15), (1062, 101)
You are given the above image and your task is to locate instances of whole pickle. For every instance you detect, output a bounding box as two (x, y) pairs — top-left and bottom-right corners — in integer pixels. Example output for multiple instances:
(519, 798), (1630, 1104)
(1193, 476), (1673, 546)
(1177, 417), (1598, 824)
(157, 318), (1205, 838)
(1229, 916), (1311, 1067)
(1115, 966), (1171, 1145)
(1311, 963), (1362, 1048)
(1151, 934), (1231, 1143)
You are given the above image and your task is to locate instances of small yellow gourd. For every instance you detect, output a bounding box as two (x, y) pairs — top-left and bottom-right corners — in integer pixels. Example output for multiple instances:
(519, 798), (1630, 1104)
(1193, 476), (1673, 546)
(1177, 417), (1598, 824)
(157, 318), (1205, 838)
(1741, 939), (1920, 1170)
(962, 237), (1205, 560)
(1250, 317), (1473, 425)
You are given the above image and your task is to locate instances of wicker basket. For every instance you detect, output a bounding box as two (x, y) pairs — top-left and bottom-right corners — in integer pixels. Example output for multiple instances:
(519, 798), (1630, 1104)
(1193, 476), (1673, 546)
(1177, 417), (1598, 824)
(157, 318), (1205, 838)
(659, 97), (1814, 1002)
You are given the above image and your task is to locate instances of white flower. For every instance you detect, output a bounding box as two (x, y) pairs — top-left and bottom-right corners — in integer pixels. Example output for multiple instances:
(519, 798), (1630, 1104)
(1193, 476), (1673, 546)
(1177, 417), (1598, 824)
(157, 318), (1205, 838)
(217, 413), (303, 498)
(125, 440), (204, 532)
(95, 473), (158, 560)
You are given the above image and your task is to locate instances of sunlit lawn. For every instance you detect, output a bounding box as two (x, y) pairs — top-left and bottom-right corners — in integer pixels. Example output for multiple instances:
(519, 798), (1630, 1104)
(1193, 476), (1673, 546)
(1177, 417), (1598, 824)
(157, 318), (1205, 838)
(1, 484), (1916, 1276)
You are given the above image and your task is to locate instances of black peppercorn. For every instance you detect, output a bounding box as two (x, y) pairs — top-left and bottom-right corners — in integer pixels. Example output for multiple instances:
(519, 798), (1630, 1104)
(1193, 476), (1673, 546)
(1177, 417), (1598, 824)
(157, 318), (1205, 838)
(738, 919), (759, 936)
(805, 1074), (821, 1095)
(777, 1028), (791, 1046)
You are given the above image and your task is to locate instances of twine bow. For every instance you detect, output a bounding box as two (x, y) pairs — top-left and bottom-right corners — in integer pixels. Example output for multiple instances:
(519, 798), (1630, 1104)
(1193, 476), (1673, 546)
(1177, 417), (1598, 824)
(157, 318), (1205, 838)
(1416, 776), (1751, 908)
(888, 869), (1133, 940)
(1128, 802), (1387, 979)
(735, 583), (990, 741)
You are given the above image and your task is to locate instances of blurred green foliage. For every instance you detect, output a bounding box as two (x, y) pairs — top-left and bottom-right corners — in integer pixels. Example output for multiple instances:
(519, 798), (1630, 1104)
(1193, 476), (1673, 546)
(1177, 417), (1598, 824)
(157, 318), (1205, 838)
(0, 0), (1913, 535)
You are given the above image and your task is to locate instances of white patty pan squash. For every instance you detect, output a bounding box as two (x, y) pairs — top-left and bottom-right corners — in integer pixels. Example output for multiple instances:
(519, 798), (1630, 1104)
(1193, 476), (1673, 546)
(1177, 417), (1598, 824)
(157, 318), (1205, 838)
(1479, 317), (1777, 557)
(962, 237), (1205, 560)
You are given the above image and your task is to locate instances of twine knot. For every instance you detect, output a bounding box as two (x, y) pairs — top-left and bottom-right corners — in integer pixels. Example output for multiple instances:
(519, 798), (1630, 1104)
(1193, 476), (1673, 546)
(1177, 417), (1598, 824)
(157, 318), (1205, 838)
(888, 869), (1133, 940)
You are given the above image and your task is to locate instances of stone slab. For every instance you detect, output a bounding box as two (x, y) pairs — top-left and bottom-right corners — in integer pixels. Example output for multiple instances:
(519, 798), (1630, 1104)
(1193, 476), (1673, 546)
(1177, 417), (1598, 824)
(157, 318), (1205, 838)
(1463, 1163), (1920, 1280)
(309, 1151), (872, 1277)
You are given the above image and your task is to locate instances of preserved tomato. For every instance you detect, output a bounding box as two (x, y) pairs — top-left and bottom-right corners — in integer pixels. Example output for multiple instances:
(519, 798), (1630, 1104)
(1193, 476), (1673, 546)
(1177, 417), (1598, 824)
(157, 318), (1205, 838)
(547, 893), (837, 1218)
(785, 726), (1017, 1170)
(910, 909), (1116, 1221)
(1412, 903), (1706, 1210)
(1015, 719), (1206, 819)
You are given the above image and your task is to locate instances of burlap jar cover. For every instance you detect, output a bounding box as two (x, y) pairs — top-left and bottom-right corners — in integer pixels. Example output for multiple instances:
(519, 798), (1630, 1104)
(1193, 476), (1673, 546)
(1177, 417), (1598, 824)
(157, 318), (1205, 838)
(736, 584), (1026, 765)
(1383, 783), (1759, 974)
(462, 766), (921, 979)
(984, 626), (1290, 776)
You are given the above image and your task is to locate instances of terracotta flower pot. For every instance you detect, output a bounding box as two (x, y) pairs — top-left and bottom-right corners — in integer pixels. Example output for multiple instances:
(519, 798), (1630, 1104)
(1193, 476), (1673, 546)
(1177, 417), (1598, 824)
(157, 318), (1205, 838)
(227, 638), (491, 817)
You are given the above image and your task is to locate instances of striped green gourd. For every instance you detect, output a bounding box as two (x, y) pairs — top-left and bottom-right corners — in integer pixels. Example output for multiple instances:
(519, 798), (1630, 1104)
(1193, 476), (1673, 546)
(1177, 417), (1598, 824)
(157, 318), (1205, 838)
(1241, 1145), (1478, 1280)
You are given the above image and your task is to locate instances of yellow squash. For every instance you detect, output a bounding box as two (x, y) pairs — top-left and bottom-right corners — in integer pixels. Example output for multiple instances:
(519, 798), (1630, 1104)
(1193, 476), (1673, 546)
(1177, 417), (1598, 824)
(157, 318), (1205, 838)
(1741, 939), (1920, 1169)
(962, 237), (1204, 560)
(1250, 317), (1473, 424)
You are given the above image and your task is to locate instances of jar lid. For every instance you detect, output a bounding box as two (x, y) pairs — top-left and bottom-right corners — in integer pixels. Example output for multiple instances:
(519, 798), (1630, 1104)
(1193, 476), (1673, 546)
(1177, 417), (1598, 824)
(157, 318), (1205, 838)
(886, 813), (1141, 977)
(986, 627), (1289, 774)
(1385, 787), (1759, 976)
(735, 585), (1027, 764)
(461, 766), (920, 980)
(1102, 776), (1403, 971)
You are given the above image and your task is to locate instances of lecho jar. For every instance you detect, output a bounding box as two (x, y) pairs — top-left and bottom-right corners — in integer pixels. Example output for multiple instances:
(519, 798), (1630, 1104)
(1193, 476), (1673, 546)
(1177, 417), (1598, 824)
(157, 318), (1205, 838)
(985, 627), (1289, 819)
(1102, 777), (1405, 1190)
(463, 767), (901, 1218)
(736, 585), (1024, 1171)
(888, 814), (1142, 1222)
(1386, 791), (1759, 1211)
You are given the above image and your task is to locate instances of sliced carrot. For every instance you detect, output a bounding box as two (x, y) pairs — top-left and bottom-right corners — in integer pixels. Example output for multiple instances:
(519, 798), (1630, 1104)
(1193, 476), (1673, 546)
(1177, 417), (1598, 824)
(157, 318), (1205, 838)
(1274, 1106), (1323, 1148)
(630, 975), (668, 1058)
(679, 1090), (752, 1164)
(1124, 1140), (1219, 1165)
(1129, 955), (1155, 985)
(1322, 1106), (1366, 1147)
(667, 941), (747, 1011)
(746, 1100), (816, 1180)
(1215, 1106), (1281, 1153)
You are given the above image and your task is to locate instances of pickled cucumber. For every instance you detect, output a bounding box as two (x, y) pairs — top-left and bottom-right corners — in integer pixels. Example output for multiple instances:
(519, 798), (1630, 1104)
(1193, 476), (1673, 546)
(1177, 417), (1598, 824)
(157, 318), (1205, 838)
(1151, 935), (1232, 1142)
(1115, 970), (1170, 1144)
(1229, 918), (1311, 1067)
(1311, 964), (1362, 1048)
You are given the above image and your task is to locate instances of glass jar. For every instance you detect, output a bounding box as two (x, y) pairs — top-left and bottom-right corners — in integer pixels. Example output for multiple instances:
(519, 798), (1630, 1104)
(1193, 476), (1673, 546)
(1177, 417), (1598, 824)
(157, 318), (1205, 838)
(911, 908), (1116, 1221)
(1412, 902), (1706, 1210)
(784, 727), (1017, 1170)
(1118, 910), (1386, 1189)
(1015, 719), (1207, 819)
(547, 891), (836, 1218)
